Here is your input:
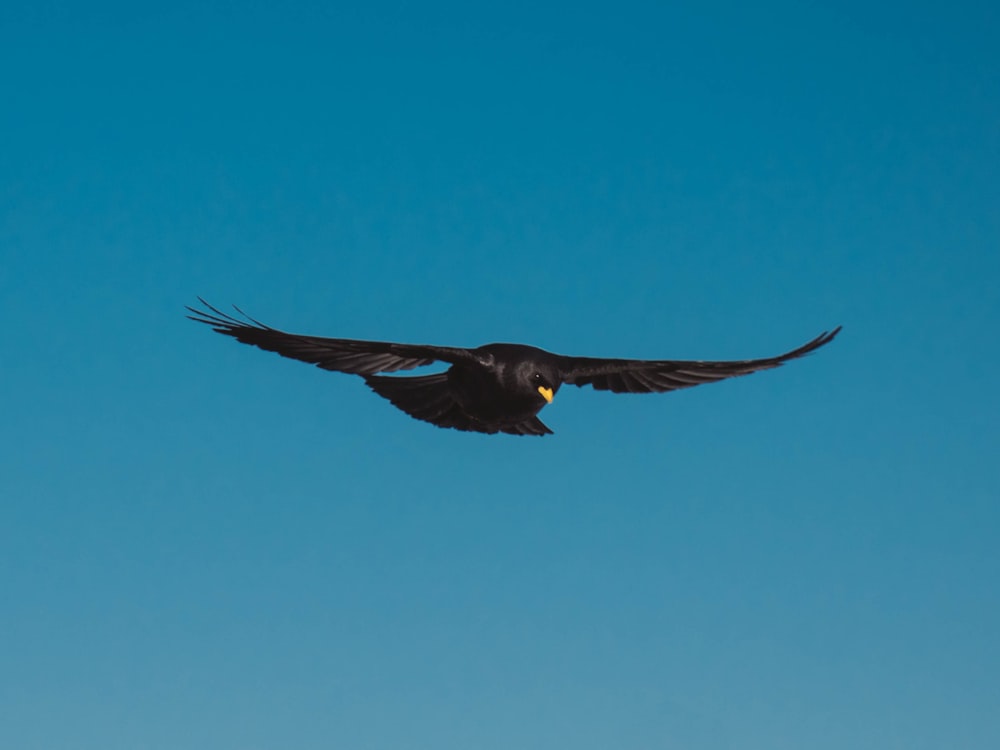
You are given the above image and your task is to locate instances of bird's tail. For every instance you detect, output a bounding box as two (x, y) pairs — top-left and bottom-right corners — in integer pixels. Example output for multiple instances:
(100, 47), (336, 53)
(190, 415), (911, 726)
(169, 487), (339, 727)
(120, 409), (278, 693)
(364, 373), (460, 424)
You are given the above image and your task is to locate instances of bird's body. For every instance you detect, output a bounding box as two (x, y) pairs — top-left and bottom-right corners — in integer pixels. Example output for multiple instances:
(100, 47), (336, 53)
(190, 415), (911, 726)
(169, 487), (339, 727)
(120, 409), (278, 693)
(365, 345), (559, 435)
(446, 345), (556, 421)
(188, 299), (840, 436)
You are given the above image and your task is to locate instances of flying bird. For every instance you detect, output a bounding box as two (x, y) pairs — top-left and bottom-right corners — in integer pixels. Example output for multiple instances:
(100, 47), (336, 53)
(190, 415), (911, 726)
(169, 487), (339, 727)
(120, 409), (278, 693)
(188, 299), (840, 436)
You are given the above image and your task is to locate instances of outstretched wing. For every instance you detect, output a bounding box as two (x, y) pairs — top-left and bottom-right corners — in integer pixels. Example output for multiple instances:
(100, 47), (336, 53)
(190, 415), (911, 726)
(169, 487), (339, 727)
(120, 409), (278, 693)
(558, 327), (841, 394)
(187, 298), (480, 375)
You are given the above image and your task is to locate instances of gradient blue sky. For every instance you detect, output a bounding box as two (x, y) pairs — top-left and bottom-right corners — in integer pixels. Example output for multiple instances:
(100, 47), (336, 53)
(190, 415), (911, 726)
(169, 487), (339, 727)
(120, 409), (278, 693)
(3, 2), (998, 748)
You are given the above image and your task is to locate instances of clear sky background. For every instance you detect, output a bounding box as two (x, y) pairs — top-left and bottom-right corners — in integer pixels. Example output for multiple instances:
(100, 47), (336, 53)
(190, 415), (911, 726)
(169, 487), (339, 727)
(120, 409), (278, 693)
(2, 2), (998, 748)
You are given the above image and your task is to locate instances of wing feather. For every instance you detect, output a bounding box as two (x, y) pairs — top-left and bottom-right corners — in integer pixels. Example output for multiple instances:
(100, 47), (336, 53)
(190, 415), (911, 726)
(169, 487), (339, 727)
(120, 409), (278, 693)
(558, 328), (841, 394)
(187, 298), (478, 375)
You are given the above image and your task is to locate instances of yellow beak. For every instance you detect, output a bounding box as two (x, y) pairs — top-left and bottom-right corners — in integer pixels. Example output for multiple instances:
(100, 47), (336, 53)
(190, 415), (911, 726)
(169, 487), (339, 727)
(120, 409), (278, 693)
(537, 386), (554, 404)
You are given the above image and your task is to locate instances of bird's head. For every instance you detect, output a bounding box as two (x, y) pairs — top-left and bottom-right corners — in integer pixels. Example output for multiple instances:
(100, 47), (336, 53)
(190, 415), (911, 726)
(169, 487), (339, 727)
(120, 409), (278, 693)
(529, 367), (560, 405)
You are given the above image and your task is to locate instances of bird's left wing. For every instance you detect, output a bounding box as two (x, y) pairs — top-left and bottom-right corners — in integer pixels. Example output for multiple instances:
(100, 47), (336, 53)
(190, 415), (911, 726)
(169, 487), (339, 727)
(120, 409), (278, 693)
(557, 328), (841, 394)
(187, 299), (481, 375)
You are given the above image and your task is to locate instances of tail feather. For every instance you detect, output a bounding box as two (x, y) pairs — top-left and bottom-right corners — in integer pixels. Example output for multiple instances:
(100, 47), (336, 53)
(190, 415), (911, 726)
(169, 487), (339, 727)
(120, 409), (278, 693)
(365, 373), (483, 432)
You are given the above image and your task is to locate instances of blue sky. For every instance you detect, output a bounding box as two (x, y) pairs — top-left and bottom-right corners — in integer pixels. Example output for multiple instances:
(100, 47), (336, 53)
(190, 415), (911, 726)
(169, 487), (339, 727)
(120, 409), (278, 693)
(2, 2), (998, 748)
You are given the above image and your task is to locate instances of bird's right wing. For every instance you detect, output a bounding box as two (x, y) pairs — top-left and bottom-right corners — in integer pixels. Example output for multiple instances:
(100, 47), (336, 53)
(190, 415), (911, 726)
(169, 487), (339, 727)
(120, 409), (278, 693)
(557, 328), (841, 394)
(187, 299), (481, 375)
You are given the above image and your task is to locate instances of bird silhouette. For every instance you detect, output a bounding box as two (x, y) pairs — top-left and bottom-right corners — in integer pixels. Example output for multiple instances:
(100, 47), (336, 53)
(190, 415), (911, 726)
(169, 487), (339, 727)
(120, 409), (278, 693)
(188, 299), (840, 436)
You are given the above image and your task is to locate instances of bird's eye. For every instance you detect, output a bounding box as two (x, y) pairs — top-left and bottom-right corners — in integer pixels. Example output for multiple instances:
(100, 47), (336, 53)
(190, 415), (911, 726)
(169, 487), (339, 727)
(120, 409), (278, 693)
(533, 372), (542, 380)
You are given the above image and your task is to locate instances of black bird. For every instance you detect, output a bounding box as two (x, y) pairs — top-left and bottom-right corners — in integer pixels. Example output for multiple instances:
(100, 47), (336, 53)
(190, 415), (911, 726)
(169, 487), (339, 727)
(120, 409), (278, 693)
(188, 299), (840, 436)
